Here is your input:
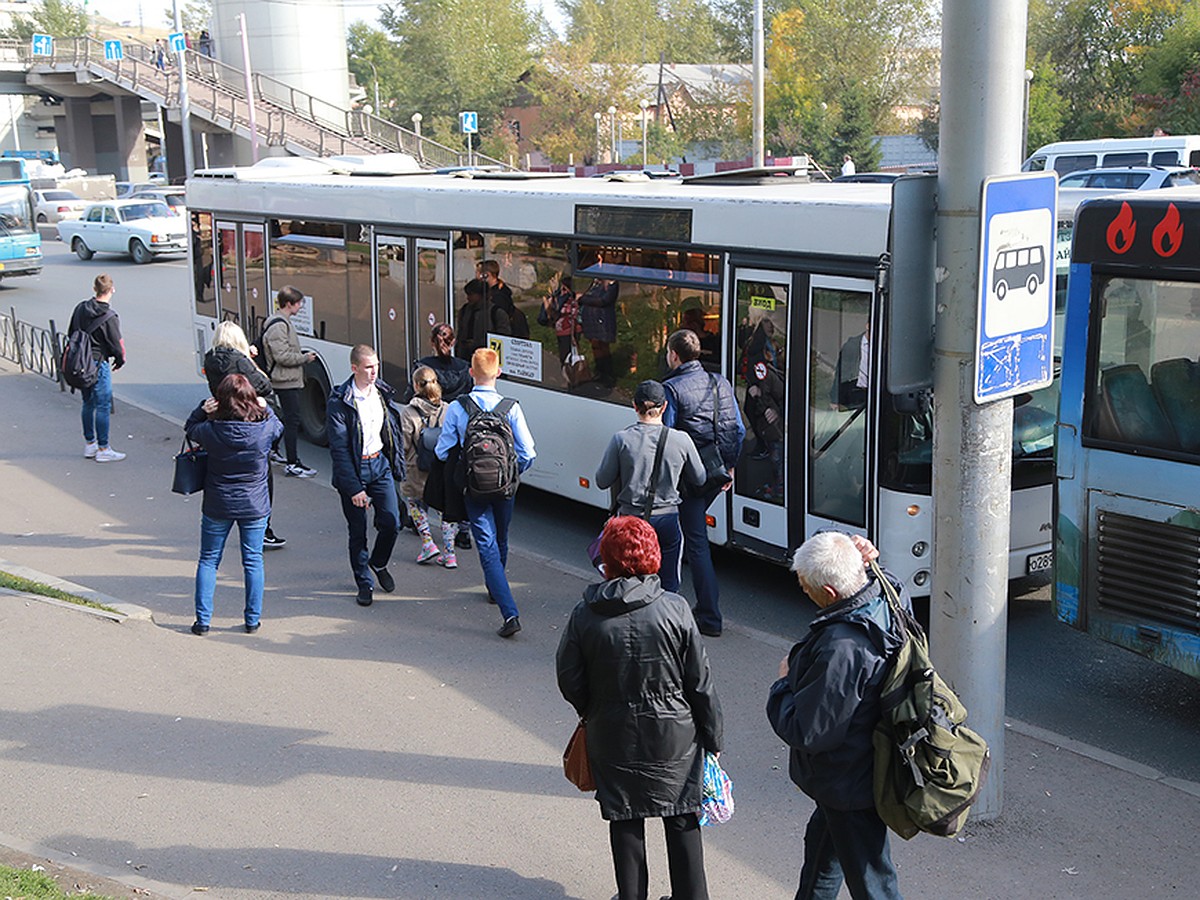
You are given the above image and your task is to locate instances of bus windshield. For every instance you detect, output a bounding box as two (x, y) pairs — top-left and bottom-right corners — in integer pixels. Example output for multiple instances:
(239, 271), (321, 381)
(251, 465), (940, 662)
(0, 185), (35, 235)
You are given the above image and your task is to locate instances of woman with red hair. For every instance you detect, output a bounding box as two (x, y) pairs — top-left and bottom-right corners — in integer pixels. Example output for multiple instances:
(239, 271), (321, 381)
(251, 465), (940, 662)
(184, 373), (282, 636)
(556, 515), (723, 900)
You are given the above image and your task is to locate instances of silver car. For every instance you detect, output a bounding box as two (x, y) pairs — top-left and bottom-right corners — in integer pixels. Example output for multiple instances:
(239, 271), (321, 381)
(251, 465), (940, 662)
(33, 189), (87, 223)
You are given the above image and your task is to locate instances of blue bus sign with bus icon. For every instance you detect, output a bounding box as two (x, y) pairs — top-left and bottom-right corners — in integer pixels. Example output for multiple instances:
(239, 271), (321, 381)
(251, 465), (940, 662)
(975, 172), (1057, 403)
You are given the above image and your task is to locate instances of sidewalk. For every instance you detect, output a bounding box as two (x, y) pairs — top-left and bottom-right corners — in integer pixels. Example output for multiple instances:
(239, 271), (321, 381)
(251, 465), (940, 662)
(1, 358), (1198, 899)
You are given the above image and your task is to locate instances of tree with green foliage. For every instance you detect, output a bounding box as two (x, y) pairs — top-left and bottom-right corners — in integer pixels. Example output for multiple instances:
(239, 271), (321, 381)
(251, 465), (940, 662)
(0, 0), (88, 39)
(365, 0), (538, 147)
(165, 0), (213, 35)
(560, 0), (722, 63)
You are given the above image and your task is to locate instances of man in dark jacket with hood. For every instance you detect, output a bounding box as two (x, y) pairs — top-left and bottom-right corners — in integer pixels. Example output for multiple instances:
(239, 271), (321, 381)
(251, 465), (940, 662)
(326, 344), (405, 607)
(663, 328), (745, 637)
(69, 273), (127, 462)
(766, 531), (907, 900)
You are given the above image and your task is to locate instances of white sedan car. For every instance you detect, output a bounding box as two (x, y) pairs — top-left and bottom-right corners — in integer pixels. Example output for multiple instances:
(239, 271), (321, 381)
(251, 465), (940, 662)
(58, 199), (188, 264)
(33, 189), (87, 223)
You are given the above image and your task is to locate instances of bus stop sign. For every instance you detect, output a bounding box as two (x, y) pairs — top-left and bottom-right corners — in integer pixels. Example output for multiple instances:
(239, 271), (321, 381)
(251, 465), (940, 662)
(975, 172), (1057, 403)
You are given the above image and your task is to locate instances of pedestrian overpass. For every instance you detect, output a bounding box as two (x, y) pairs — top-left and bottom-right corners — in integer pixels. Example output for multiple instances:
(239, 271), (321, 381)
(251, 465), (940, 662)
(0, 36), (497, 176)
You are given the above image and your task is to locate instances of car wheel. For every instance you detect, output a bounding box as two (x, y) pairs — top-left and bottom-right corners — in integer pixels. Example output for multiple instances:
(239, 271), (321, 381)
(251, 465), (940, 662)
(36, 213), (47, 224)
(73, 238), (93, 260)
(130, 239), (152, 264)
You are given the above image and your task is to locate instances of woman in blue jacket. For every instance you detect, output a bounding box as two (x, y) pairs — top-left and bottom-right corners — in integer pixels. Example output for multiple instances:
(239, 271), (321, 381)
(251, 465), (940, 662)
(185, 373), (283, 635)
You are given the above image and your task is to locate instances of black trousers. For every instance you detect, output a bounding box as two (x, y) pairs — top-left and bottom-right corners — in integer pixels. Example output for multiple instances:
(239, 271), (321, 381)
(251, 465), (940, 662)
(609, 813), (708, 900)
(276, 387), (302, 464)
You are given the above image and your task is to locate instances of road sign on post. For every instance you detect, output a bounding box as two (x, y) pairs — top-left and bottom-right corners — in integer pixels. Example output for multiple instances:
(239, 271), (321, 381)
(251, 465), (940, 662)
(168, 32), (186, 54)
(974, 172), (1057, 403)
(459, 111), (478, 134)
(104, 40), (124, 62)
(30, 34), (53, 57)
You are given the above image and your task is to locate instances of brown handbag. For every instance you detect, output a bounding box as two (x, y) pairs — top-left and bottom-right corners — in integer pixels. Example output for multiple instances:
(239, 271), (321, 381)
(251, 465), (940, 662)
(563, 719), (595, 791)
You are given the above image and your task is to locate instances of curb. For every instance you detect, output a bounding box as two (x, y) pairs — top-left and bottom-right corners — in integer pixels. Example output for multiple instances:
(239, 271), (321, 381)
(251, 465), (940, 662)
(0, 558), (154, 622)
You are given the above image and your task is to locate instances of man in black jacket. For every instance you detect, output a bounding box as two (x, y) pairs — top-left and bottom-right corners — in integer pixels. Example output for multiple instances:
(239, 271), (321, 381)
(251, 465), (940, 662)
(69, 273), (126, 462)
(662, 328), (745, 637)
(766, 531), (907, 900)
(326, 344), (405, 607)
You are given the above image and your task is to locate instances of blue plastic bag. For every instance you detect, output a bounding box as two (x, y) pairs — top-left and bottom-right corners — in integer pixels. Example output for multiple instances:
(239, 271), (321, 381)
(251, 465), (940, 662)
(699, 752), (734, 826)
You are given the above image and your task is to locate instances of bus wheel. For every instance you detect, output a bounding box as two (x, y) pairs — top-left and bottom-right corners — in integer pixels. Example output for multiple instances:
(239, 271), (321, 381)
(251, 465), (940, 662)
(1026, 274), (1040, 294)
(995, 280), (1008, 301)
(299, 362), (331, 447)
(73, 238), (93, 260)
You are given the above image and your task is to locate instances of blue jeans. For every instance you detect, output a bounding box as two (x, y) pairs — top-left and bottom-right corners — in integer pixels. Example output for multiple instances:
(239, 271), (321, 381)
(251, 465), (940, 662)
(796, 805), (902, 900)
(464, 494), (518, 620)
(80, 359), (112, 447)
(194, 513), (269, 627)
(338, 454), (400, 589)
(647, 511), (682, 594)
(678, 493), (720, 631)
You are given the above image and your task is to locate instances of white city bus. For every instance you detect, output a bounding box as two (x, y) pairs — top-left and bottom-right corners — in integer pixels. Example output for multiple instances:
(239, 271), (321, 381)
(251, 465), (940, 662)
(186, 156), (1055, 594)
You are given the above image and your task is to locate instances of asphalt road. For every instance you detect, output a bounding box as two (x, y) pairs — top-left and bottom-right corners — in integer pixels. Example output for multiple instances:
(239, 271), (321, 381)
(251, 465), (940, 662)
(6, 232), (1200, 786)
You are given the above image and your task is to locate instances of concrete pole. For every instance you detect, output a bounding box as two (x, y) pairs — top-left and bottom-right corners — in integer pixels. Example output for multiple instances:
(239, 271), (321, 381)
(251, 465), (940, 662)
(752, 0), (764, 167)
(171, 0), (194, 177)
(640, 99), (649, 167)
(238, 13), (259, 163)
(931, 0), (1029, 821)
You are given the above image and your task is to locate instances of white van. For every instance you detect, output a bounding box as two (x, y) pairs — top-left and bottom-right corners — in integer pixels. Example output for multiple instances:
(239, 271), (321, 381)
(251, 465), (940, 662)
(1022, 135), (1200, 176)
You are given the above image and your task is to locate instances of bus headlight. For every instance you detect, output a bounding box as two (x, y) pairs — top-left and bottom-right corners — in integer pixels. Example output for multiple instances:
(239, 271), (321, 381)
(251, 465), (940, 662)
(913, 569), (930, 587)
(911, 541), (928, 557)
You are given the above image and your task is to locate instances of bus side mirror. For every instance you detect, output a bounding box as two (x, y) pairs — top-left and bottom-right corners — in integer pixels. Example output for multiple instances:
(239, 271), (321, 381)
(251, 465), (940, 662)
(892, 389), (931, 415)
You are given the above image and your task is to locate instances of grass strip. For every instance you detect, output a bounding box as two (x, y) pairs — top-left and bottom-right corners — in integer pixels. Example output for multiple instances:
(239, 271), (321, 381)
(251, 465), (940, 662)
(0, 862), (118, 898)
(0, 570), (120, 614)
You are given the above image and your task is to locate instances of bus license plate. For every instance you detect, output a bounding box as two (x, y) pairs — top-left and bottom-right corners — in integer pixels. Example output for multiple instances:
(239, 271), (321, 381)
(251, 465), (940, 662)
(1026, 551), (1053, 574)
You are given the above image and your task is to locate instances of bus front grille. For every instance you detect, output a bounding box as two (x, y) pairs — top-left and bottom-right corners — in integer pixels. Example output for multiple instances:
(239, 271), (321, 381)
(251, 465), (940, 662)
(1095, 510), (1200, 631)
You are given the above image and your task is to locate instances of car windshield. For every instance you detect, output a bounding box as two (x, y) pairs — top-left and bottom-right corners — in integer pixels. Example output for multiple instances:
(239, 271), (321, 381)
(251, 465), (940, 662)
(121, 202), (171, 221)
(0, 185), (34, 234)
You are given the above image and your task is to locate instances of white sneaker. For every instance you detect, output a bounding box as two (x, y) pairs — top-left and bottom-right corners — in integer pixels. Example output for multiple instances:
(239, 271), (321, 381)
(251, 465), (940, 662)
(285, 462), (316, 478)
(94, 447), (126, 462)
(84, 441), (98, 459)
(268, 449), (287, 465)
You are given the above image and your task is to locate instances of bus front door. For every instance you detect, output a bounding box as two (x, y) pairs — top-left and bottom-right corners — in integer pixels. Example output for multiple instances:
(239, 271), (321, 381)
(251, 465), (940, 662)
(374, 235), (449, 389)
(213, 220), (266, 335)
(729, 268), (794, 559)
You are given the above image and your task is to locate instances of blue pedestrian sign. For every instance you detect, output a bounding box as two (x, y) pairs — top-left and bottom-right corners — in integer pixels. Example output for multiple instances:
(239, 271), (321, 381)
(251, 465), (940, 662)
(974, 172), (1058, 404)
(30, 33), (53, 57)
(104, 40), (124, 62)
(168, 31), (186, 54)
(460, 111), (478, 135)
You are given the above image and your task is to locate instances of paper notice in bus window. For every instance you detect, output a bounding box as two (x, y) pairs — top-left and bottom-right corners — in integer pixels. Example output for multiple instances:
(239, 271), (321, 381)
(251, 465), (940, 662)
(488, 334), (543, 382)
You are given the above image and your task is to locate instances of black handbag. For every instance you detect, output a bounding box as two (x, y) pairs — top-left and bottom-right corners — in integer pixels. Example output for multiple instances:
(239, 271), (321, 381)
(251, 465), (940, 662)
(172, 438), (208, 495)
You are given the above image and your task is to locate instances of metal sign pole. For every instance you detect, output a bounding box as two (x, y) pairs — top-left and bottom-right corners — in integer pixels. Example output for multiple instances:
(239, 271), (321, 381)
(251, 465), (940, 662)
(171, 2), (194, 178)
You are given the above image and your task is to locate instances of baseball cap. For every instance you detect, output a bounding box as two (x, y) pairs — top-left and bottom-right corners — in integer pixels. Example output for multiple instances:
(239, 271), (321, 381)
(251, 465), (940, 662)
(634, 380), (666, 406)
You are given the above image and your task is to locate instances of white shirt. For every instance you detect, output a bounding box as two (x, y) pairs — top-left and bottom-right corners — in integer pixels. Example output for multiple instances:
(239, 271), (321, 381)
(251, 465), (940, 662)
(352, 382), (384, 457)
(856, 333), (870, 389)
(841, 158), (856, 177)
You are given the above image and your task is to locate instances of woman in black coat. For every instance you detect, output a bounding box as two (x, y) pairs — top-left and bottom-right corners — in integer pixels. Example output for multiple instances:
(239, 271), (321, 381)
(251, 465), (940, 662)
(556, 515), (723, 900)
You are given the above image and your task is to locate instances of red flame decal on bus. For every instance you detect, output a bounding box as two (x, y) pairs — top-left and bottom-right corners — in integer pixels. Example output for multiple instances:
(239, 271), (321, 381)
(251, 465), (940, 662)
(1151, 204), (1183, 257)
(1106, 202), (1136, 254)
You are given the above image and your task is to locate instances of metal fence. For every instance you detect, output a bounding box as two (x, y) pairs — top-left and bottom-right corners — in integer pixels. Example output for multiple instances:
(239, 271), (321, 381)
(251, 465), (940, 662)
(0, 308), (64, 387)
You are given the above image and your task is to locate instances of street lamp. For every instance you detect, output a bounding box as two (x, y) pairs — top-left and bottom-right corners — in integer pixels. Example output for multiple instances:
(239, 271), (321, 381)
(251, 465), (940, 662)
(640, 99), (649, 168)
(411, 111), (422, 137)
(608, 105), (617, 164)
(1021, 68), (1034, 162)
(594, 111), (602, 163)
(352, 54), (381, 114)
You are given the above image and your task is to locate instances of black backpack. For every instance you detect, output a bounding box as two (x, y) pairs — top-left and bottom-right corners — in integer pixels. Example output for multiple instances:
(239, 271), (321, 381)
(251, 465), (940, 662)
(508, 305), (530, 339)
(61, 308), (115, 391)
(253, 316), (285, 376)
(457, 395), (519, 501)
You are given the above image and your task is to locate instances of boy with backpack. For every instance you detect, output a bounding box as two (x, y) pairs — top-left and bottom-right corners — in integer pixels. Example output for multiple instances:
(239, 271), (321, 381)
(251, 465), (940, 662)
(434, 347), (536, 638)
(66, 274), (126, 462)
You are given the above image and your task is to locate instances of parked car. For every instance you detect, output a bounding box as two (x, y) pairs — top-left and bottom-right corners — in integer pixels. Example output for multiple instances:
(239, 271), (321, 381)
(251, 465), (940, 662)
(127, 186), (186, 215)
(1057, 165), (1200, 190)
(58, 199), (188, 264)
(33, 189), (87, 223)
(114, 181), (157, 198)
(832, 171), (903, 183)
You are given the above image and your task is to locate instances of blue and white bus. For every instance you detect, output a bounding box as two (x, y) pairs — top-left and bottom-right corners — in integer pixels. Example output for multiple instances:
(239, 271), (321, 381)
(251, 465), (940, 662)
(186, 156), (1057, 595)
(1056, 189), (1200, 678)
(0, 157), (43, 279)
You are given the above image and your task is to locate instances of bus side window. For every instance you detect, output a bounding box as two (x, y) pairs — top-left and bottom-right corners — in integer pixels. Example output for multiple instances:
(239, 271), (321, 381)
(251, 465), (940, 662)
(1151, 358), (1200, 452)
(1095, 364), (1178, 450)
